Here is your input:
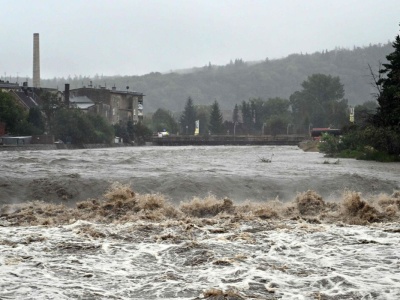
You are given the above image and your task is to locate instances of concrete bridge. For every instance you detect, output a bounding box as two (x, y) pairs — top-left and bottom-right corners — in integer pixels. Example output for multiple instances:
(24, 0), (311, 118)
(151, 135), (307, 146)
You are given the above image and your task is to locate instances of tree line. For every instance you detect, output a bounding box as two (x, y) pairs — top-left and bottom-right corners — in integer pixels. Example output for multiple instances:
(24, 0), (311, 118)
(0, 92), (123, 145)
(319, 26), (400, 161)
(40, 42), (393, 113)
(0, 70), (380, 144)
(2, 27), (399, 159)
(140, 73), (353, 137)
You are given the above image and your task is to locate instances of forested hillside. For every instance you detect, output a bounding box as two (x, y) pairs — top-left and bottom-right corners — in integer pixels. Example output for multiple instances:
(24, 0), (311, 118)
(41, 43), (393, 113)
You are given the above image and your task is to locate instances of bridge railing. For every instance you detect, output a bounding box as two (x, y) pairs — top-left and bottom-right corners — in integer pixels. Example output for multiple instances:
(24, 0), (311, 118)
(151, 134), (307, 145)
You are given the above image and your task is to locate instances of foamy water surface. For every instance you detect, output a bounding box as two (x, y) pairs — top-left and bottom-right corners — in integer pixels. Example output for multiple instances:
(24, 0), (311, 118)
(1, 220), (399, 299)
(1, 146), (399, 299)
(1, 145), (399, 204)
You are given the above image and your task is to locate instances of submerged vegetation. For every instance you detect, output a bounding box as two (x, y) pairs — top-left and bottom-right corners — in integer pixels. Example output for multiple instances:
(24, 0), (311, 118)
(1, 183), (399, 227)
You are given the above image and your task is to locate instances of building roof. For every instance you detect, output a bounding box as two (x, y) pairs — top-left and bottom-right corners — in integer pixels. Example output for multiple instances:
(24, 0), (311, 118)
(0, 81), (20, 90)
(111, 90), (144, 96)
(13, 91), (39, 109)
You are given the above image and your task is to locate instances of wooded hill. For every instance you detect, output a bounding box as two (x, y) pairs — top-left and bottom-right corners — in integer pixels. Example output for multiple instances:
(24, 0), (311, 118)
(42, 42), (393, 113)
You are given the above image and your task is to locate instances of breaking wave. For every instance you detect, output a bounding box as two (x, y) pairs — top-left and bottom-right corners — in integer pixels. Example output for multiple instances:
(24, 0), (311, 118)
(1, 183), (399, 227)
(1, 146), (399, 299)
(1, 184), (400, 299)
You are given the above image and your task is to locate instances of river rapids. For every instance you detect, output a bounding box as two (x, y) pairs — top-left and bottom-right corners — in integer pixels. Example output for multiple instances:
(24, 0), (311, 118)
(0, 145), (399, 299)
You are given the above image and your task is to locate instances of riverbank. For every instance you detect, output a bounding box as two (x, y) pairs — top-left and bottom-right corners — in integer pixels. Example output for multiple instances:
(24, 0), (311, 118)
(0, 143), (133, 151)
(298, 140), (319, 152)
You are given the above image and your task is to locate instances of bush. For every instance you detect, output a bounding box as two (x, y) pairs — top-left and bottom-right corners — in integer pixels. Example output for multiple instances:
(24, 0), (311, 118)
(318, 133), (340, 156)
(51, 109), (114, 144)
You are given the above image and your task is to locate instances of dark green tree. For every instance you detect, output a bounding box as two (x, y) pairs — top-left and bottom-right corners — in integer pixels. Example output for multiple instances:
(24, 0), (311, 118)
(264, 97), (291, 117)
(27, 107), (45, 134)
(196, 105), (211, 135)
(87, 114), (115, 143)
(209, 100), (224, 134)
(132, 122), (152, 145)
(51, 109), (114, 144)
(0, 91), (25, 134)
(126, 120), (134, 142)
(232, 104), (239, 123)
(249, 98), (264, 130)
(41, 92), (64, 131)
(113, 122), (130, 143)
(374, 26), (400, 128)
(265, 114), (291, 136)
(354, 101), (378, 127)
(152, 108), (178, 133)
(241, 100), (253, 134)
(180, 97), (197, 135)
(290, 74), (348, 132)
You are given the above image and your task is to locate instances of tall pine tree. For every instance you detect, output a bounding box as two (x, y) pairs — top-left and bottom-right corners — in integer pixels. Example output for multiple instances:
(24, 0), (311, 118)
(374, 26), (400, 128)
(209, 100), (224, 135)
(232, 104), (239, 123)
(180, 97), (197, 135)
(241, 100), (253, 134)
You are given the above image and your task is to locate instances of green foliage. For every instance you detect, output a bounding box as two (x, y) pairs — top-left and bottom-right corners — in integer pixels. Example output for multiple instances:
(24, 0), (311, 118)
(321, 125), (400, 160)
(264, 97), (291, 117)
(265, 114), (291, 136)
(113, 122), (130, 143)
(180, 97), (197, 134)
(51, 109), (114, 144)
(318, 133), (340, 157)
(374, 28), (400, 129)
(0, 91), (26, 134)
(232, 104), (239, 123)
(360, 126), (400, 155)
(240, 100), (253, 133)
(40, 92), (64, 130)
(209, 100), (224, 135)
(132, 122), (152, 145)
(196, 105), (211, 135)
(27, 107), (45, 134)
(126, 120), (134, 141)
(86, 114), (115, 143)
(290, 74), (349, 131)
(239, 97), (291, 134)
(354, 101), (378, 127)
(152, 108), (178, 133)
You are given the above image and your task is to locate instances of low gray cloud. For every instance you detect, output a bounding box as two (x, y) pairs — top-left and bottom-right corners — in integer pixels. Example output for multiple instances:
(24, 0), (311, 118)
(1, 0), (399, 79)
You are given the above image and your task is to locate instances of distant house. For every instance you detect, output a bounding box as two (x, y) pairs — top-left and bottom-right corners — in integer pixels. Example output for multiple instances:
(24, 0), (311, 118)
(1, 81), (39, 111)
(1, 81), (59, 111)
(0, 80), (20, 92)
(67, 85), (144, 125)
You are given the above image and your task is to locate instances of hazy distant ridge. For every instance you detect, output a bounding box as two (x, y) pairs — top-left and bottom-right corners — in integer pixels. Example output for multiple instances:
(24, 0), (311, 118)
(42, 43), (392, 112)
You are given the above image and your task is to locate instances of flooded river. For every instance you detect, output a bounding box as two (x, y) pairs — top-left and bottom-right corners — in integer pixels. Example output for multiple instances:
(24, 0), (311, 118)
(0, 146), (399, 299)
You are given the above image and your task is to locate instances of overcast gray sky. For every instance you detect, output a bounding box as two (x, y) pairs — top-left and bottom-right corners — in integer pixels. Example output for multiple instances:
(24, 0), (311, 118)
(1, 0), (399, 80)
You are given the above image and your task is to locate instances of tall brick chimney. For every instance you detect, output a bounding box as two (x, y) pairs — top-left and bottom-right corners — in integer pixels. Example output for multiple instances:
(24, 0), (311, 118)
(33, 33), (40, 88)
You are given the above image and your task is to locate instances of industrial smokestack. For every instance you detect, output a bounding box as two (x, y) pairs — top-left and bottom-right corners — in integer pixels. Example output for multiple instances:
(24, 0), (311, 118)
(64, 84), (70, 106)
(33, 33), (40, 88)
